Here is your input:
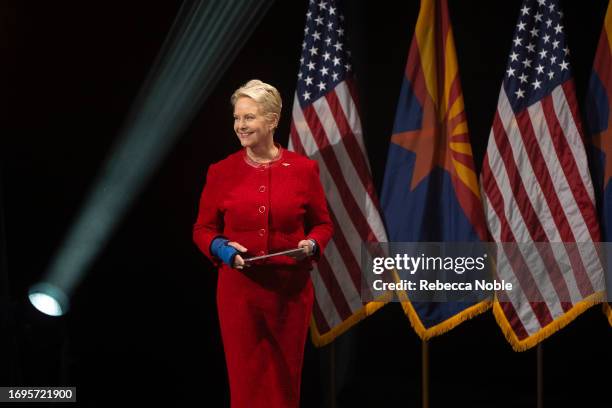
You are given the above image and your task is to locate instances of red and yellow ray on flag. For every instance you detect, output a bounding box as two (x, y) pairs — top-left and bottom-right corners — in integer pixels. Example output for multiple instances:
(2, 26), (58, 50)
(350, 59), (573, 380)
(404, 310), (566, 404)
(392, 0), (487, 241)
(592, 1), (612, 192)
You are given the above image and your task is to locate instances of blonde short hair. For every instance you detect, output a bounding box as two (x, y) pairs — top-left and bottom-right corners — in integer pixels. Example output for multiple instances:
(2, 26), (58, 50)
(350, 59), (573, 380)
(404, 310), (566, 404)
(231, 79), (282, 125)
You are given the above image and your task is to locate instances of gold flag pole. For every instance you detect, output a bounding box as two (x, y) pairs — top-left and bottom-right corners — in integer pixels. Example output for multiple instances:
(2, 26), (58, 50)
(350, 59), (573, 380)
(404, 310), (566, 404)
(537, 343), (543, 408)
(422, 339), (430, 408)
(330, 341), (336, 408)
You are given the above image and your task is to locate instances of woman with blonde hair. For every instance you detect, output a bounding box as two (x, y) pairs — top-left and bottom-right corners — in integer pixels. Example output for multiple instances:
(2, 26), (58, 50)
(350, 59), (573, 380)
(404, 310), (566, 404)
(193, 79), (333, 407)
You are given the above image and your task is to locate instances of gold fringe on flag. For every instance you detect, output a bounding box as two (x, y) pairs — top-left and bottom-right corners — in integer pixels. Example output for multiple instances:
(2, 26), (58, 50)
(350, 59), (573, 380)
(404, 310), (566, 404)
(493, 292), (605, 352)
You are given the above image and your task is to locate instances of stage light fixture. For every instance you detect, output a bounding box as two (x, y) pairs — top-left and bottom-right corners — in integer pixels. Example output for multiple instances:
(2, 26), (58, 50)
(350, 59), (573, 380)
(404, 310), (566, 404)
(28, 283), (69, 317)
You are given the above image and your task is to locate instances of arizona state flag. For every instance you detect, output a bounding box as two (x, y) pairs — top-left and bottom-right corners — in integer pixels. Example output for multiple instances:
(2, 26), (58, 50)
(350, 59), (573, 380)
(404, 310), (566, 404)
(381, 0), (489, 339)
(585, 0), (612, 327)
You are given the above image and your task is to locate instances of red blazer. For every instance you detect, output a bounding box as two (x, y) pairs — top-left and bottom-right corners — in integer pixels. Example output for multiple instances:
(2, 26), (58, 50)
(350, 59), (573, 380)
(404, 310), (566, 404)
(193, 147), (333, 270)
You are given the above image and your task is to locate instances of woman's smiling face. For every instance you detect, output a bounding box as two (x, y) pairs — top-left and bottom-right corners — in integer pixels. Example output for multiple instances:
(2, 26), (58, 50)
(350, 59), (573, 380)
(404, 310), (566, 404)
(233, 97), (274, 148)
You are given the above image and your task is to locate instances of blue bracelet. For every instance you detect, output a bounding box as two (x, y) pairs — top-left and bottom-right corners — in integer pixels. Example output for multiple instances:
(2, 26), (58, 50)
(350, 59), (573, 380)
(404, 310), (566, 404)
(210, 237), (239, 267)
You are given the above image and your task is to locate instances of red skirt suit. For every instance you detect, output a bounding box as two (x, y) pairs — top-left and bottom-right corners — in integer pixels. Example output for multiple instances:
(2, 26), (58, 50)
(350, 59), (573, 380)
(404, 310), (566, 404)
(193, 146), (333, 408)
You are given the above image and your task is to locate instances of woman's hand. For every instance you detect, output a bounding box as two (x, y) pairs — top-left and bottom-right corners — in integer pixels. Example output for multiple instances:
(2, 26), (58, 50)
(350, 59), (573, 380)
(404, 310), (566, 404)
(297, 239), (315, 257)
(227, 241), (248, 269)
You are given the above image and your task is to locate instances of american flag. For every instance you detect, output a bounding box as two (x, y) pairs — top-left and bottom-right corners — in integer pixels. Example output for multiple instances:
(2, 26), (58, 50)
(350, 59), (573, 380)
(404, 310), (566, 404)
(289, 0), (388, 346)
(480, 0), (606, 351)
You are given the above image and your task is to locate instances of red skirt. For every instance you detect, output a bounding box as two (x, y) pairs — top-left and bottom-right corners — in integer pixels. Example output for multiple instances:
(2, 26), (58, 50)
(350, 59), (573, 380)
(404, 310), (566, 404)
(216, 264), (313, 408)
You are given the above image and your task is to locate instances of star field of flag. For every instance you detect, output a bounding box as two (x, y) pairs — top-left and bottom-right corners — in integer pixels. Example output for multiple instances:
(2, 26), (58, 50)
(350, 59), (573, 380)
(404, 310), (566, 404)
(297, 0), (352, 107)
(504, 0), (572, 111)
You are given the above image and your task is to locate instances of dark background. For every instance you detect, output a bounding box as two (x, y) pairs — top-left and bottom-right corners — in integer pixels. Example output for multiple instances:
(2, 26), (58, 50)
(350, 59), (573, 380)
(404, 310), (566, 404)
(2, 0), (611, 407)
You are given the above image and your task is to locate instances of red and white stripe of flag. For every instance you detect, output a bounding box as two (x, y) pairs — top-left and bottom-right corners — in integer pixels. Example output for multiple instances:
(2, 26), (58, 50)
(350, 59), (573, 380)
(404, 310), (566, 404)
(481, 82), (605, 349)
(289, 79), (388, 344)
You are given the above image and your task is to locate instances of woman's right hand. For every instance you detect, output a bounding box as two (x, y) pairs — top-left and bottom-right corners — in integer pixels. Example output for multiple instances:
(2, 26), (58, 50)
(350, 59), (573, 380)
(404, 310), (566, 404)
(227, 242), (248, 269)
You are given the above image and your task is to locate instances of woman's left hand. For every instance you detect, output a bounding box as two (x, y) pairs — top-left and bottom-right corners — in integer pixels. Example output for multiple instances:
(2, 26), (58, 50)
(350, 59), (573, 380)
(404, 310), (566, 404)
(297, 239), (315, 256)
